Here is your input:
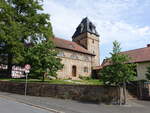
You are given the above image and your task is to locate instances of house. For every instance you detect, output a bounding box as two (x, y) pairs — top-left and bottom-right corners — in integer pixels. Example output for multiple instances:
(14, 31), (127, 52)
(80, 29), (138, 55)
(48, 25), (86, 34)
(100, 44), (150, 80)
(52, 17), (100, 79)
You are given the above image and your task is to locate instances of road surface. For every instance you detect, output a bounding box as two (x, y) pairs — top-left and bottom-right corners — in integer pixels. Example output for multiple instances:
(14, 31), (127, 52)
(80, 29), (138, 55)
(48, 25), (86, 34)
(0, 97), (53, 113)
(0, 92), (150, 113)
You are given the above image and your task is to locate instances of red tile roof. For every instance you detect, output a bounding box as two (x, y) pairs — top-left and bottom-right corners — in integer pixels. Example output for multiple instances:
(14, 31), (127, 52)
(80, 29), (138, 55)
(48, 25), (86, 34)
(52, 37), (95, 56)
(92, 66), (103, 70)
(101, 45), (150, 68)
(121, 46), (150, 63)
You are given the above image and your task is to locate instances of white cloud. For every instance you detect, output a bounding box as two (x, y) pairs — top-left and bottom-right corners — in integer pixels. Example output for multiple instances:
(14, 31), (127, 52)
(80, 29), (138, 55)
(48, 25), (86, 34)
(138, 27), (150, 36)
(43, 0), (150, 62)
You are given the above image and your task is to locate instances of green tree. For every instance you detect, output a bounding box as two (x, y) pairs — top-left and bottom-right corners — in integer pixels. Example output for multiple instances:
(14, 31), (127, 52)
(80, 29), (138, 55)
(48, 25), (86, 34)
(146, 66), (150, 80)
(25, 40), (63, 82)
(0, 0), (52, 77)
(100, 41), (136, 104)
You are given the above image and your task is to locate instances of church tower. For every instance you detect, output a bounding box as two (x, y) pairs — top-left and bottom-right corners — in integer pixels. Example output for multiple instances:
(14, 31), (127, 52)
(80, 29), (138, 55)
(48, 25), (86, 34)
(72, 17), (100, 66)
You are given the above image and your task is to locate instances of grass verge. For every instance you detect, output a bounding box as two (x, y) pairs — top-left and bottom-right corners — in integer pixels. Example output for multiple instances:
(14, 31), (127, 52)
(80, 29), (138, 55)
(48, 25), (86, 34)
(0, 78), (102, 85)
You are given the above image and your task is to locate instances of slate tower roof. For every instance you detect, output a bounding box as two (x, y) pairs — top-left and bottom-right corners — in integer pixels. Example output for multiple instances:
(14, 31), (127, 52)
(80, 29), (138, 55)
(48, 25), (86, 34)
(72, 17), (99, 39)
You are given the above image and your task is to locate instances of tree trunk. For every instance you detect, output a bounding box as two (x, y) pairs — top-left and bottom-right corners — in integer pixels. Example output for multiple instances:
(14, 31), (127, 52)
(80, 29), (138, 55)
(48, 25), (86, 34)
(7, 53), (12, 78)
(123, 81), (127, 105)
(118, 85), (125, 105)
(42, 73), (45, 82)
(118, 85), (121, 105)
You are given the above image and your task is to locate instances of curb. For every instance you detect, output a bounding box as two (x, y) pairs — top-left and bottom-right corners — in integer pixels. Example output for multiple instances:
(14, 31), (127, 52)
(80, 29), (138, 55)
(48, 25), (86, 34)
(0, 95), (65, 113)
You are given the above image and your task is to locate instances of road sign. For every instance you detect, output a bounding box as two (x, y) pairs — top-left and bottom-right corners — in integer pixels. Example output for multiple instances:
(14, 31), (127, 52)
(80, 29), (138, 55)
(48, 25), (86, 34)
(24, 64), (31, 96)
(25, 70), (30, 74)
(25, 64), (31, 70)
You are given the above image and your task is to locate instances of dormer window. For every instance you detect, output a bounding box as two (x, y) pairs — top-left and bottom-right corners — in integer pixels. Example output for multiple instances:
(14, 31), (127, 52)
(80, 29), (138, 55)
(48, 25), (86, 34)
(72, 17), (99, 39)
(80, 23), (84, 33)
(89, 22), (93, 32)
(77, 26), (81, 33)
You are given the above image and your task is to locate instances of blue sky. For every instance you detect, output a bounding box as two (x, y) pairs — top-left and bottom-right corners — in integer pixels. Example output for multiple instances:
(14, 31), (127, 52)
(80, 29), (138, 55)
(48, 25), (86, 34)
(43, 0), (150, 64)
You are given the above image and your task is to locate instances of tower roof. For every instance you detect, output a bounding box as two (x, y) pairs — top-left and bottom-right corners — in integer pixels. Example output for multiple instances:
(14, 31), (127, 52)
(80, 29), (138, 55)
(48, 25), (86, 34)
(72, 17), (99, 39)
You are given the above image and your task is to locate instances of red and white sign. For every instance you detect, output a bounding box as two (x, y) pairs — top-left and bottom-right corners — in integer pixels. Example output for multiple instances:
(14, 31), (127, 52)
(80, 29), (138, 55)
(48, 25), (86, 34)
(25, 64), (31, 70)
(12, 66), (25, 78)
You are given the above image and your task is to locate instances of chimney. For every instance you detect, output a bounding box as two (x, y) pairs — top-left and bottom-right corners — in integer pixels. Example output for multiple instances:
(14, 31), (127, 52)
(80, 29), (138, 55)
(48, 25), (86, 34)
(147, 44), (150, 47)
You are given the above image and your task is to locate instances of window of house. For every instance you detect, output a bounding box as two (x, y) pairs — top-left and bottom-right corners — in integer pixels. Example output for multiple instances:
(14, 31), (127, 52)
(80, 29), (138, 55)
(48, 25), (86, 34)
(84, 67), (88, 73)
(57, 51), (65, 57)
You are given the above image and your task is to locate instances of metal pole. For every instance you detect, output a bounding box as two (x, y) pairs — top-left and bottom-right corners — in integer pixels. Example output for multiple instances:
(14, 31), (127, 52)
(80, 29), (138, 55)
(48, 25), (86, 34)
(25, 73), (28, 96)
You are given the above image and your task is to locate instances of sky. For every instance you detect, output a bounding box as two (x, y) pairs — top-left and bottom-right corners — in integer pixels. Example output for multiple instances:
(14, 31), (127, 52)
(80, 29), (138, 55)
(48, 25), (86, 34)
(43, 0), (150, 64)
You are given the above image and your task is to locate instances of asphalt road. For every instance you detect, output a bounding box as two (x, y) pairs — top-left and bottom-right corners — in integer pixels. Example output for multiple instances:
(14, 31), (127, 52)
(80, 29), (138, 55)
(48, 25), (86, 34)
(0, 92), (150, 113)
(0, 97), (53, 113)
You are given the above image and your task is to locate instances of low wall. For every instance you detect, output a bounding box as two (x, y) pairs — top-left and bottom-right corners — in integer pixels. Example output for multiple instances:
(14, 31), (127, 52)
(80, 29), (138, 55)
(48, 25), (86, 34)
(138, 81), (150, 100)
(0, 81), (120, 103)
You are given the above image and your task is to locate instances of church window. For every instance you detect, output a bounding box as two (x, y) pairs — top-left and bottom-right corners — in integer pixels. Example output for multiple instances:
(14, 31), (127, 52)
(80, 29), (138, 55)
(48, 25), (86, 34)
(92, 39), (94, 44)
(57, 51), (65, 57)
(83, 56), (89, 61)
(84, 67), (88, 73)
(70, 54), (78, 59)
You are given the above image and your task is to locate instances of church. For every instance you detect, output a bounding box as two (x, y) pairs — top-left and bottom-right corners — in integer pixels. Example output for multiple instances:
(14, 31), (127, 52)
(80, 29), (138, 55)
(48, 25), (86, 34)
(52, 17), (100, 79)
(52, 17), (150, 80)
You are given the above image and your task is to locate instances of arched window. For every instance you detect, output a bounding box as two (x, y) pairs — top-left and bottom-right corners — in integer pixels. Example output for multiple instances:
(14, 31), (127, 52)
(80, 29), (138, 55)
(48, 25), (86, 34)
(84, 67), (88, 73)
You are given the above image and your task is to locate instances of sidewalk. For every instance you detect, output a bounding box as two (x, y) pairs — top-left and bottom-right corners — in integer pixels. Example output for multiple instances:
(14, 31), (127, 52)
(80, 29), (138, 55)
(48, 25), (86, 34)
(0, 92), (150, 113)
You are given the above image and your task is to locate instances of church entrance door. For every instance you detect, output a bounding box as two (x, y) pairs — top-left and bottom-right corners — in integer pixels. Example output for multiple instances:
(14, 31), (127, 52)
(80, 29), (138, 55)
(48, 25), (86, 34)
(72, 65), (77, 77)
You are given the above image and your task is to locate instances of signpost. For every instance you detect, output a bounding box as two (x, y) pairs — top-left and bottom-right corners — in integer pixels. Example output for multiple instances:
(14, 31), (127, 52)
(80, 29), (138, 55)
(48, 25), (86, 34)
(24, 64), (31, 96)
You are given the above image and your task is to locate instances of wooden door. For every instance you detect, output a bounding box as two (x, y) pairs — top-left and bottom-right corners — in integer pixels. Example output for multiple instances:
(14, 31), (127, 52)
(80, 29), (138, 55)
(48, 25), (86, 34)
(72, 65), (76, 77)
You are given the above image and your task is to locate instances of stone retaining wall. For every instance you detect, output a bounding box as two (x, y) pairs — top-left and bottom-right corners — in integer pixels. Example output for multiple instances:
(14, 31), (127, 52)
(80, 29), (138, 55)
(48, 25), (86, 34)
(0, 81), (120, 103)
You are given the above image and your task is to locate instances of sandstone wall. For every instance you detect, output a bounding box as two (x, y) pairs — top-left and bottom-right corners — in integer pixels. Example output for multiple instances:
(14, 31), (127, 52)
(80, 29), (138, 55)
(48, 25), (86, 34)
(87, 32), (100, 66)
(57, 48), (92, 79)
(0, 81), (119, 103)
(72, 32), (100, 67)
